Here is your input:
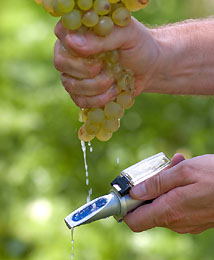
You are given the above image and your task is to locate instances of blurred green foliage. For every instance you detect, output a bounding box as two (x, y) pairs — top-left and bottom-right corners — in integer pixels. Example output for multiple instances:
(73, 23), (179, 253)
(0, 0), (213, 259)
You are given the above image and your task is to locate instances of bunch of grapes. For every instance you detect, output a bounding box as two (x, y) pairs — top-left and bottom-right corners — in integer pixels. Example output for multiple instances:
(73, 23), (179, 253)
(34, 0), (149, 141)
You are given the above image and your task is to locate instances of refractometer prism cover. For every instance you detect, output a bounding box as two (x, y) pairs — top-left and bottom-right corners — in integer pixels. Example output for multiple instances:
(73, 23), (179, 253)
(111, 152), (170, 196)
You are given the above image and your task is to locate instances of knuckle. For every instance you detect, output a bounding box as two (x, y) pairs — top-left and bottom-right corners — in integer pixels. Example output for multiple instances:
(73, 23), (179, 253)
(125, 217), (143, 233)
(178, 160), (194, 179)
(54, 56), (63, 72)
(74, 97), (88, 108)
(129, 225), (142, 233)
(54, 21), (66, 39)
(62, 79), (71, 92)
(65, 36), (91, 57)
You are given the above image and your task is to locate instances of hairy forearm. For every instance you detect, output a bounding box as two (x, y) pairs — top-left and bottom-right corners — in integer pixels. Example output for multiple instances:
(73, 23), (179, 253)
(145, 19), (214, 95)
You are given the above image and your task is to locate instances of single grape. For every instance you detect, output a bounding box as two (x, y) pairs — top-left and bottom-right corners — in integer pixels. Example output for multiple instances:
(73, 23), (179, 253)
(93, 0), (111, 15)
(87, 108), (105, 123)
(82, 10), (99, 27)
(116, 91), (134, 109)
(79, 109), (88, 123)
(94, 16), (114, 36)
(104, 101), (124, 119)
(62, 9), (82, 30)
(116, 72), (129, 91)
(112, 7), (131, 27)
(122, 0), (149, 11)
(57, 0), (75, 14)
(103, 118), (120, 132)
(96, 128), (112, 141)
(78, 125), (95, 142)
(77, 0), (93, 11)
(85, 121), (101, 135)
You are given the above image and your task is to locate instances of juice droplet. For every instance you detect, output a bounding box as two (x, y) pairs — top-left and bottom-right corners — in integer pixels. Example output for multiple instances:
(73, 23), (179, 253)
(87, 188), (93, 203)
(117, 157), (120, 164)
(88, 141), (93, 152)
(81, 140), (90, 188)
(81, 141), (93, 202)
(71, 228), (74, 259)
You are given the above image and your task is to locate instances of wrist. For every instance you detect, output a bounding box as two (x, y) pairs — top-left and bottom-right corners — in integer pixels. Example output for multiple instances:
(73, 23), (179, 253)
(142, 27), (176, 94)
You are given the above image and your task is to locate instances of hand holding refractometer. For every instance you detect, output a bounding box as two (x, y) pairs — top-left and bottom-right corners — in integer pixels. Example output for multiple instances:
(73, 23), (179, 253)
(64, 152), (171, 228)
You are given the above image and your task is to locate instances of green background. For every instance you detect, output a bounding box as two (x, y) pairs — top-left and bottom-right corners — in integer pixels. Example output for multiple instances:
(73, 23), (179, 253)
(0, 0), (214, 259)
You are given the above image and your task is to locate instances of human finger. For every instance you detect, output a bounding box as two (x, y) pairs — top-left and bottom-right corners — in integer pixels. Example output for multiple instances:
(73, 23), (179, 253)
(61, 72), (114, 96)
(54, 21), (79, 56)
(130, 157), (194, 200)
(71, 85), (119, 108)
(168, 153), (185, 168)
(123, 197), (166, 232)
(54, 40), (102, 79)
(64, 18), (143, 57)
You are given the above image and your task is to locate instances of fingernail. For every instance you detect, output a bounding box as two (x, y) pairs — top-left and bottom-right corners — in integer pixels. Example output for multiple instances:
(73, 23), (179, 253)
(132, 182), (147, 198)
(69, 34), (86, 47)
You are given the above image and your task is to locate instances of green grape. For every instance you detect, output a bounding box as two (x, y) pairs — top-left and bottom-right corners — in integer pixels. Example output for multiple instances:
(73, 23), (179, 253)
(85, 121), (101, 135)
(94, 16), (114, 36)
(105, 50), (119, 64)
(110, 2), (125, 14)
(104, 101), (124, 119)
(49, 0), (63, 16)
(87, 108), (105, 123)
(116, 91), (134, 109)
(117, 72), (134, 91)
(96, 128), (112, 141)
(42, 0), (55, 12)
(77, 0), (93, 11)
(93, 0), (111, 15)
(57, 0), (75, 13)
(103, 118), (120, 132)
(82, 10), (99, 27)
(122, 0), (149, 11)
(112, 7), (131, 27)
(62, 9), (82, 30)
(78, 125), (95, 142)
(78, 109), (88, 123)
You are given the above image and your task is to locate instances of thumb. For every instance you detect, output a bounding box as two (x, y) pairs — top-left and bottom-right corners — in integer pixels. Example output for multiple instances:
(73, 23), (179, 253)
(130, 153), (186, 200)
(65, 18), (141, 56)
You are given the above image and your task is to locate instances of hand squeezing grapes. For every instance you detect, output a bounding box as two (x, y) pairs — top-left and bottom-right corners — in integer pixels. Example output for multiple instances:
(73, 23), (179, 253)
(35, 0), (150, 142)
